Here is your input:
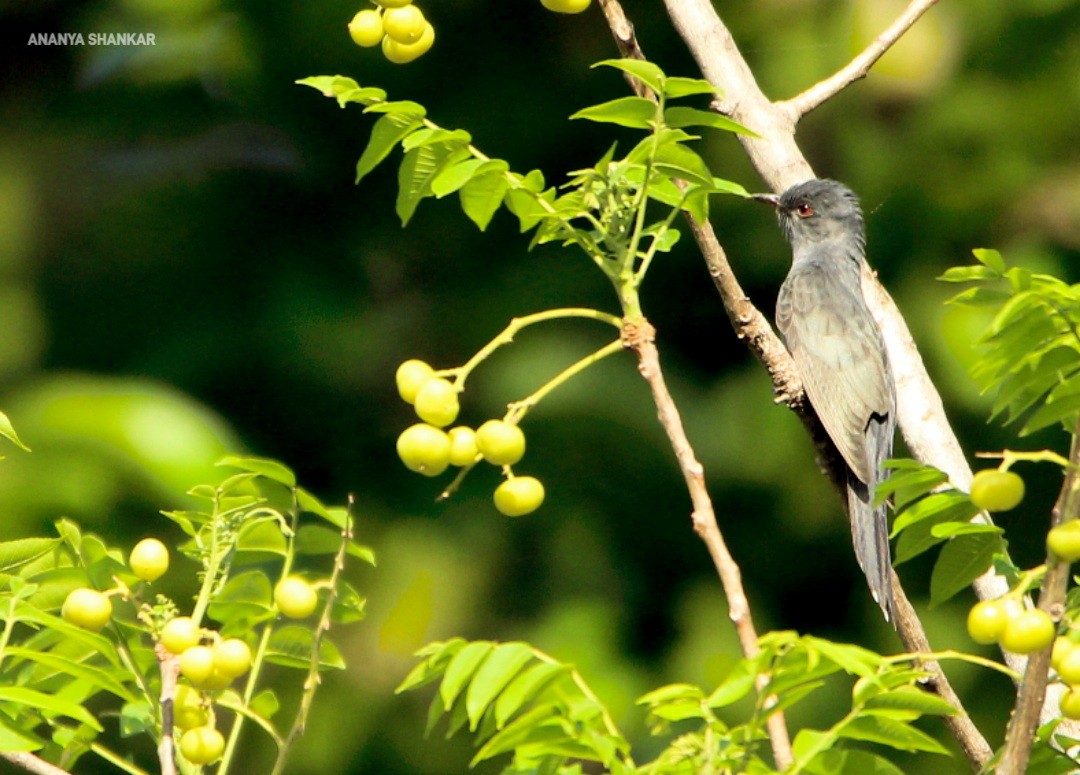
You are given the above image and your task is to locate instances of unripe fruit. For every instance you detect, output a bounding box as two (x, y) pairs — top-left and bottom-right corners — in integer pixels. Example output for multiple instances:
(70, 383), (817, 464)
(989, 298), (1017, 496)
(1000, 609), (1055, 654)
(1061, 687), (1080, 720)
(413, 377), (459, 427)
(970, 469), (1025, 512)
(1047, 521), (1080, 563)
(494, 476), (545, 517)
(382, 21), (435, 64)
(1053, 636), (1077, 673)
(395, 359), (435, 404)
(179, 645), (217, 686)
(397, 423), (452, 476)
(62, 588), (113, 632)
(966, 599), (1008, 645)
(161, 616), (201, 654)
(173, 685), (209, 731)
(1056, 643), (1080, 684)
(129, 538), (169, 581)
(383, 4), (425, 43)
(348, 9), (384, 48)
(374, 0), (413, 7)
(179, 726), (225, 765)
(213, 638), (253, 678)
(447, 426), (479, 466)
(275, 576), (319, 619)
(475, 420), (526, 466)
(540, 0), (592, 13)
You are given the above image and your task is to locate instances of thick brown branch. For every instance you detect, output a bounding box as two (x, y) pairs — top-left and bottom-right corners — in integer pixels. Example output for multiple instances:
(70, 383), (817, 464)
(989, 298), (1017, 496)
(780, 0), (943, 118)
(997, 427), (1080, 774)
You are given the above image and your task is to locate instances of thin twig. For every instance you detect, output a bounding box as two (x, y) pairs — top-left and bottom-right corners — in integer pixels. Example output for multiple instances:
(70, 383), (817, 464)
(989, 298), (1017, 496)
(621, 319), (793, 770)
(270, 498), (354, 775)
(156, 647), (180, 775)
(779, 0), (943, 118)
(0, 754), (71, 775)
(997, 424), (1080, 774)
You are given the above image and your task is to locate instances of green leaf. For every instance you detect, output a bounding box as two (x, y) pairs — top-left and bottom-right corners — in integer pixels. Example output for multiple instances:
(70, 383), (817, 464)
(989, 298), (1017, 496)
(401, 127), (472, 152)
(662, 76), (720, 99)
(295, 487), (334, 521)
(929, 532), (1002, 607)
(397, 144), (471, 226)
(216, 455), (296, 488)
(465, 642), (535, 731)
(837, 715), (950, 754)
(363, 100), (426, 116)
(494, 661), (569, 727)
(802, 637), (882, 678)
(330, 580), (366, 624)
(1022, 391), (1080, 435)
(440, 641), (494, 711)
(5, 647), (136, 703)
(0, 687), (103, 732)
(0, 538), (61, 574)
(0, 716), (44, 752)
(207, 569), (273, 623)
(593, 58), (665, 95)
(460, 169), (510, 231)
(570, 97), (656, 129)
(265, 625), (345, 670)
(431, 158), (489, 198)
(235, 519), (287, 556)
(663, 106), (754, 135)
(972, 247), (1006, 273)
(864, 686), (957, 716)
(295, 76), (387, 108)
(876, 460), (948, 509)
(250, 689), (280, 719)
(929, 522), (1003, 539)
(707, 658), (757, 707)
(470, 705), (566, 764)
(0, 410), (28, 452)
(651, 143), (715, 189)
(937, 265), (1002, 283)
(805, 748), (907, 775)
(396, 638), (466, 694)
(295, 524), (344, 555)
(356, 112), (424, 184)
(891, 491), (979, 537)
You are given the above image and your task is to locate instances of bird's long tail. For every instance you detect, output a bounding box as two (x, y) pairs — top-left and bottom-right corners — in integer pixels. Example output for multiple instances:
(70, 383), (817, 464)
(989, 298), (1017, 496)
(847, 413), (895, 623)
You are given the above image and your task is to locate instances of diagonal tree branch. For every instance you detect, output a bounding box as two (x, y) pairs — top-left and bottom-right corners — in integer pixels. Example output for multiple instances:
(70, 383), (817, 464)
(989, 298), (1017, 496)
(779, 0), (944, 118)
(998, 424), (1080, 774)
(595, 0), (1007, 767)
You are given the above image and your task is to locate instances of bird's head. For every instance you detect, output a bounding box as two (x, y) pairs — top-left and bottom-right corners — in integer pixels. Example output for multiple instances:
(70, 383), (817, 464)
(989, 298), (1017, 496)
(753, 178), (865, 251)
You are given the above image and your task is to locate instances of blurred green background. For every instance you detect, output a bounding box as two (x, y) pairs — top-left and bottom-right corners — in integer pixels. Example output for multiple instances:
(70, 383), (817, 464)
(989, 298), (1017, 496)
(4, 0), (1080, 772)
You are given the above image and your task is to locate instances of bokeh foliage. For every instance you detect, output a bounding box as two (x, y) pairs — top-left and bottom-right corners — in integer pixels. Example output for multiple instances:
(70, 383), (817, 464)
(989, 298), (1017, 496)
(3, 0), (1080, 772)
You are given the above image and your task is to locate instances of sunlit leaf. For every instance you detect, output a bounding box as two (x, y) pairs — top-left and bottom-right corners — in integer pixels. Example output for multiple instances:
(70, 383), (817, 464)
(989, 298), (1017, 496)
(570, 97), (656, 129)
(929, 532), (1002, 607)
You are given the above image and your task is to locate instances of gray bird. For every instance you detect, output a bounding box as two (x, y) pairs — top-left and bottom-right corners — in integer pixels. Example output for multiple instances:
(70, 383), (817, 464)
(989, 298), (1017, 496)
(755, 179), (897, 622)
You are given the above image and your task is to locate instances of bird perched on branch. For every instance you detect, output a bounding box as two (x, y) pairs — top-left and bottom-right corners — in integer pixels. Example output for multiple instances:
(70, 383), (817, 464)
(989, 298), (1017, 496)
(754, 179), (897, 623)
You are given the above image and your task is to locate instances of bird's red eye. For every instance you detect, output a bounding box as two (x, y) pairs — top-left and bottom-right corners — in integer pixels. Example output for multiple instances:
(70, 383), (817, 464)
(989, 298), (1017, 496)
(796, 203), (814, 218)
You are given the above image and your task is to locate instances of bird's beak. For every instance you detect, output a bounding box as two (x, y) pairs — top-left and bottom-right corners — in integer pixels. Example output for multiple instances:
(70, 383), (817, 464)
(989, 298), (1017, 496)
(751, 193), (780, 207)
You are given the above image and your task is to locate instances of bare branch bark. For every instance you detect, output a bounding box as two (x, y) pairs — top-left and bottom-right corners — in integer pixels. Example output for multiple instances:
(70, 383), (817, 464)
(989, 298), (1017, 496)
(998, 426), (1080, 774)
(780, 0), (943, 118)
(597, 0), (1011, 767)
(622, 319), (792, 770)
(0, 753), (72, 775)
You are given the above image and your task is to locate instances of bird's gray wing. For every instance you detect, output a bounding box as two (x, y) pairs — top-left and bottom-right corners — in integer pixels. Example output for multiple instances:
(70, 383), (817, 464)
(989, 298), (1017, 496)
(776, 263), (892, 485)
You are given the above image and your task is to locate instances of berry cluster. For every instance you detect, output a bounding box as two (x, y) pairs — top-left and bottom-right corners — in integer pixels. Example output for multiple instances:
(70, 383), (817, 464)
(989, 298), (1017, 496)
(59, 539), (323, 766)
(348, 0), (435, 64)
(395, 359), (545, 517)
